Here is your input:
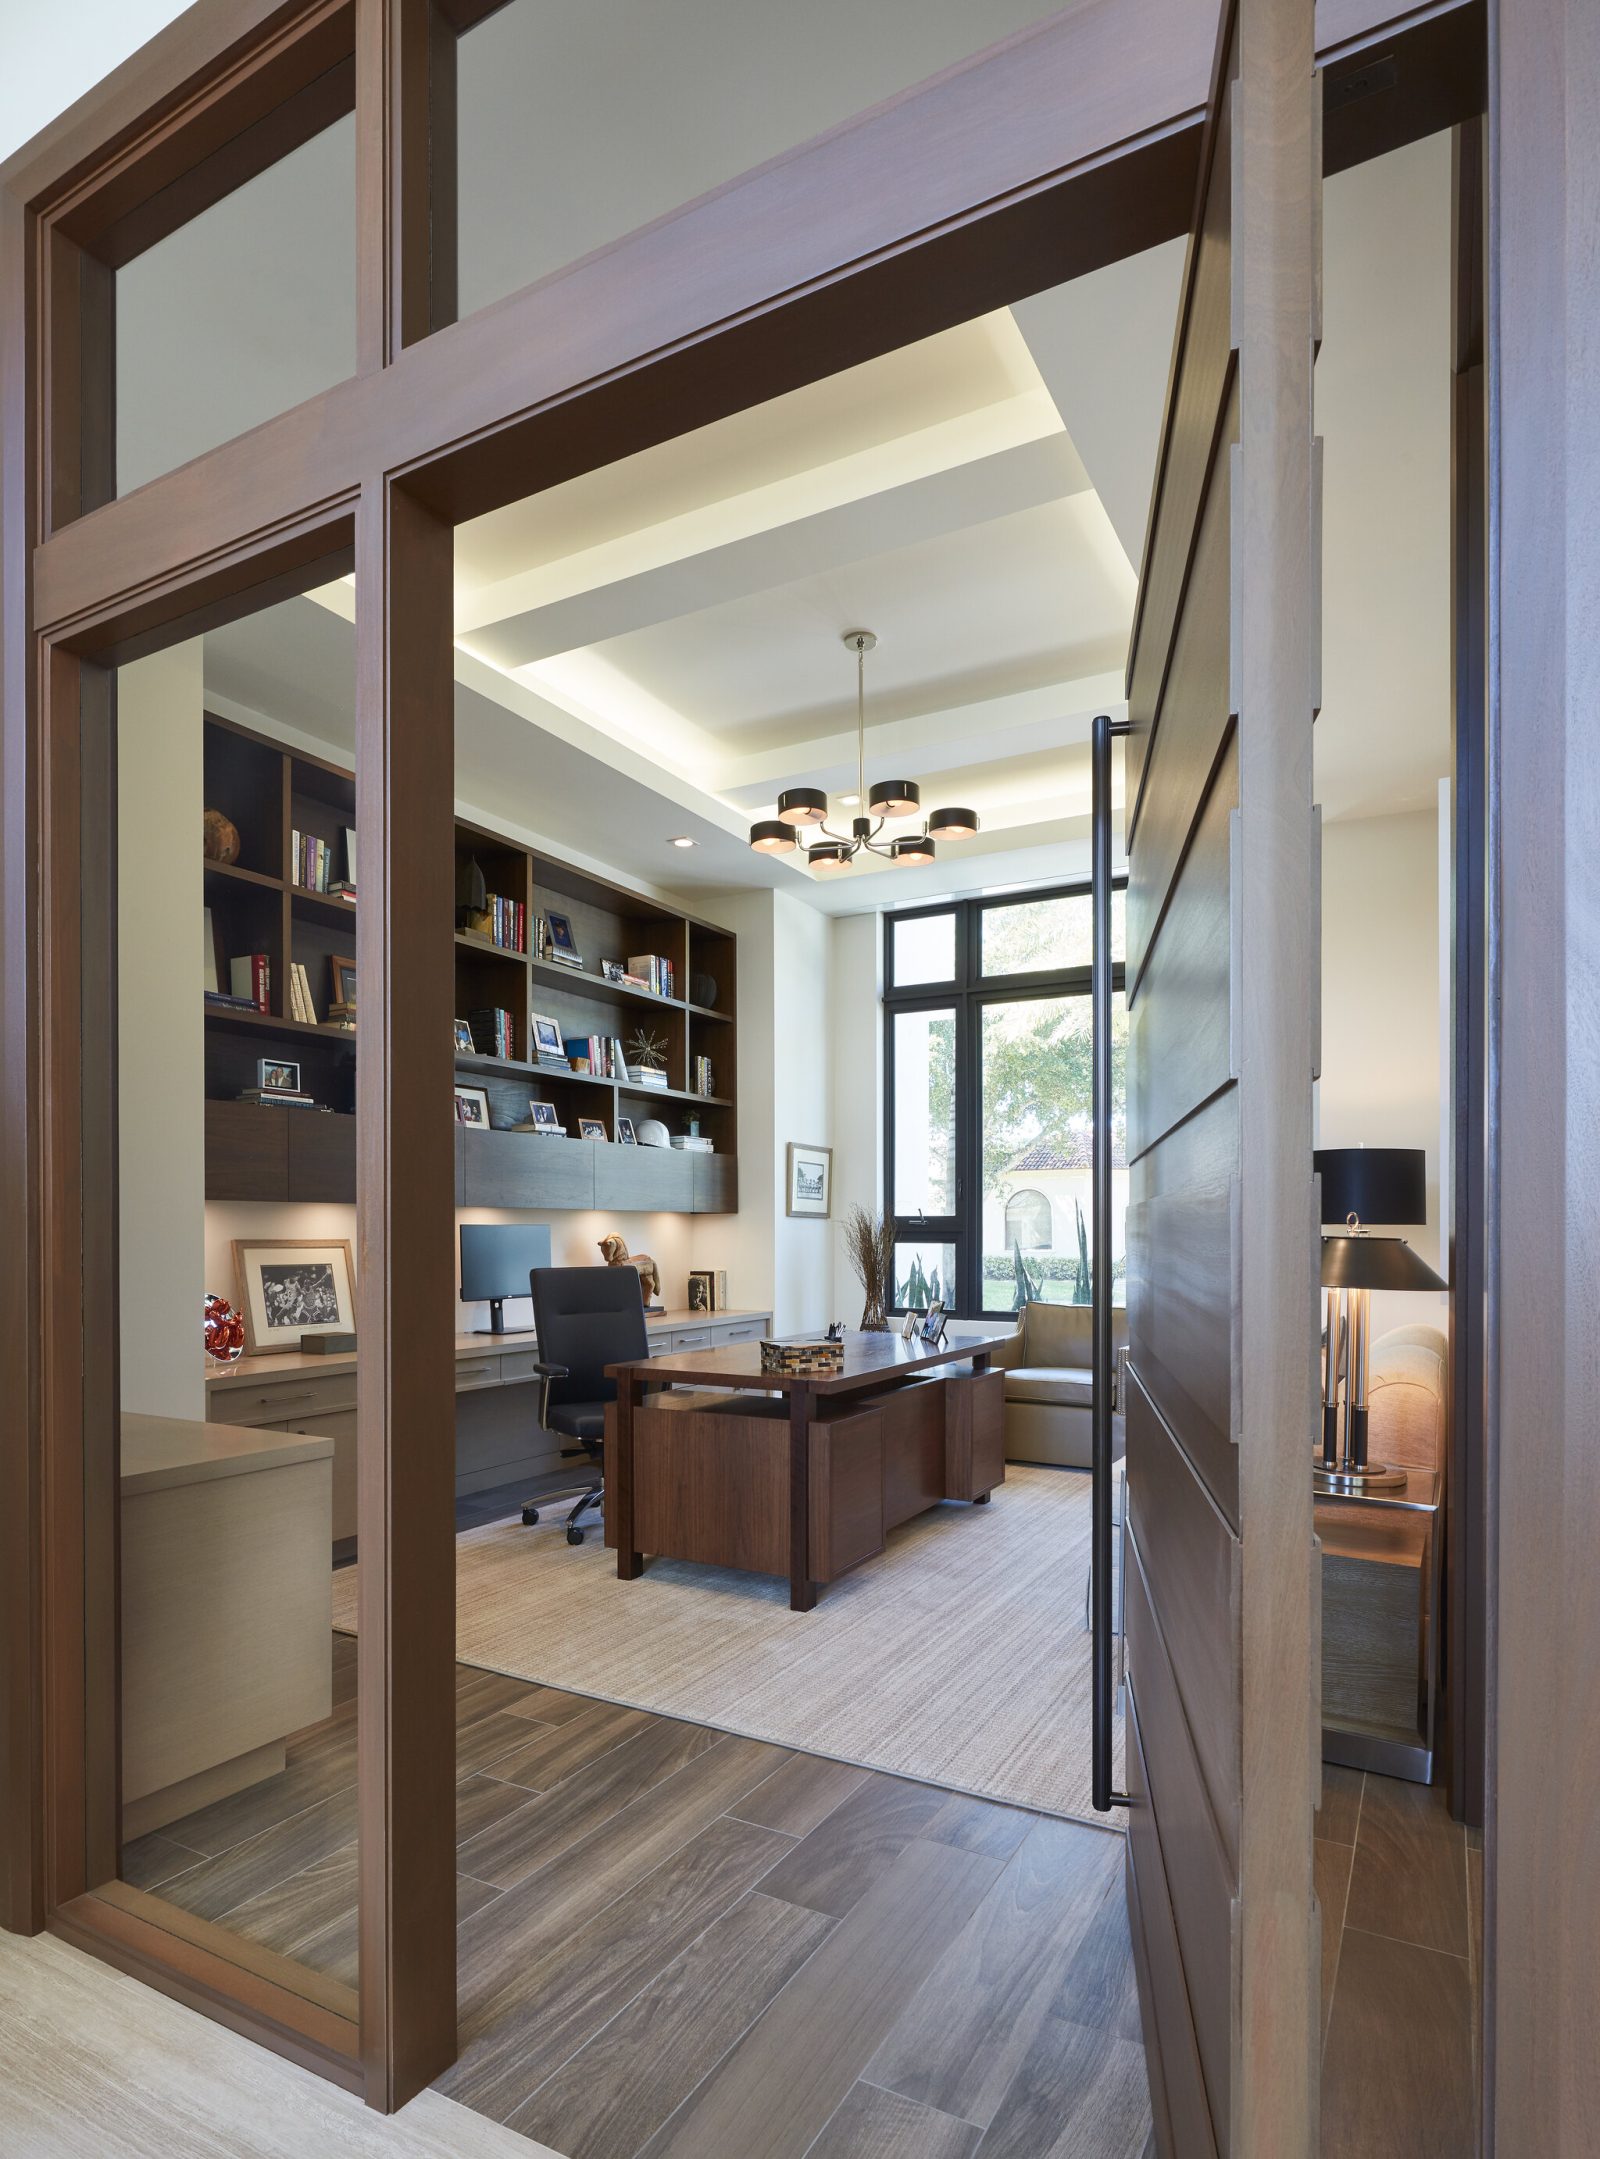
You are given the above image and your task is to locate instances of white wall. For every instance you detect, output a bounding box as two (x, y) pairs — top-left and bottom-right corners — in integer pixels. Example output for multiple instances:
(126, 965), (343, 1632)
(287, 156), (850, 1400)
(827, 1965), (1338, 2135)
(119, 642), (206, 1418)
(828, 912), (884, 1318)
(1318, 805), (1449, 1335)
(205, 1201), (695, 1334)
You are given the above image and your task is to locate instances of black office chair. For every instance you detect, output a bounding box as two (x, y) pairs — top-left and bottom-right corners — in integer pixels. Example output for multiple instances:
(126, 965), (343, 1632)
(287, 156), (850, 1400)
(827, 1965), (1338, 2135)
(520, 1265), (648, 1545)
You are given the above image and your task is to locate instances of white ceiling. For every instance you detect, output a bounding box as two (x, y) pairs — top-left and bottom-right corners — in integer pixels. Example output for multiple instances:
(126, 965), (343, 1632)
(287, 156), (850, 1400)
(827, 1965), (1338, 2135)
(197, 118), (1453, 921)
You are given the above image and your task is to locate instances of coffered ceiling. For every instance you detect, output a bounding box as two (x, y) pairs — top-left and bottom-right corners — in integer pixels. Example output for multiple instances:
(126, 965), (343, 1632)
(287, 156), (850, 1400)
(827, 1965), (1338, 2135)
(203, 128), (1454, 917)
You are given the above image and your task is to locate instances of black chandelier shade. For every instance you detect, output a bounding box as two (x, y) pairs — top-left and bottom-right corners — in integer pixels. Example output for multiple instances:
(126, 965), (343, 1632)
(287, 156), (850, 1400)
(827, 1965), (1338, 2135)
(868, 778), (921, 818)
(776, 786), (828, 826)
(1319, 1233), (1447, 1293)
(1313, 1145), (1426, 1227)
(749, 819), (796, 853)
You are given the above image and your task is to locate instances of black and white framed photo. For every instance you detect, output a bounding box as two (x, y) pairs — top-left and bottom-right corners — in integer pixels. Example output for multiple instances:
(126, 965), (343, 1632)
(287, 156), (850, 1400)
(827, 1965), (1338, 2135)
(529, 1100), (562, 1132)
(601, 959), (626, 984)
(577, 1116), (607, 1140)
(531, 1012), (565, 1063)
(785, 1140), (833, 1218)
(453, 1084), (491, 1127)
(233, 1237), (355, 1356)
(256, 1057), (301, 1093)
(545, 910), (580, 962)
(616, 1117), (637, 1145)
(453, 1018), (475, 1054)
(687, 1269), (716, 1313)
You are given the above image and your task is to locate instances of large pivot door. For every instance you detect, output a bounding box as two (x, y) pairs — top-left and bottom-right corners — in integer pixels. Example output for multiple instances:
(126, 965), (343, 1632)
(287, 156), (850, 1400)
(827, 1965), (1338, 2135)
(1118, 1), (1321, 2151)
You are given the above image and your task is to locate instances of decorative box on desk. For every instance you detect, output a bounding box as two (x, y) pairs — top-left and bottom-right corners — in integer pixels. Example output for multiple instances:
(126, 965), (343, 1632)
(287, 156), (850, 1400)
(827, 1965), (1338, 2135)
(1316, 1324), (1447, 1783)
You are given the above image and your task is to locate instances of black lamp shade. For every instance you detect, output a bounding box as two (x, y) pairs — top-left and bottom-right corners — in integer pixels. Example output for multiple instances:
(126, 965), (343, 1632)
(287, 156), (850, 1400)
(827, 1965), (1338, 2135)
(749, 819), (796, 853)
(1314, 1146), (1426, 1228)
(1320, 1233), (1446, 1293)
(868, 778), (921, 817)
(776, 786), (827, 826)
(927, 805), (979, 839)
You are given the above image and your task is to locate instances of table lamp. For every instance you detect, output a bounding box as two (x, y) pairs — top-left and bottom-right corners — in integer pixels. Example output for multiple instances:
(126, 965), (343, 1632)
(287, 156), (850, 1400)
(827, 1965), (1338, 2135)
(1315, 1146), (1446, 1494)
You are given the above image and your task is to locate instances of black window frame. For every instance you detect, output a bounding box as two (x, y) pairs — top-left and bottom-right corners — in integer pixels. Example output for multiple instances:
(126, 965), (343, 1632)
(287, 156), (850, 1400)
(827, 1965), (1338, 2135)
(883, 882), (1127, 1318)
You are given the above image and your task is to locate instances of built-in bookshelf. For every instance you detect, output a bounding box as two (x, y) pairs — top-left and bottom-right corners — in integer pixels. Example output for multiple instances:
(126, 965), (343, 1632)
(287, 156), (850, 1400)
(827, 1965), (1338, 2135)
(201, 712), (738, 1213)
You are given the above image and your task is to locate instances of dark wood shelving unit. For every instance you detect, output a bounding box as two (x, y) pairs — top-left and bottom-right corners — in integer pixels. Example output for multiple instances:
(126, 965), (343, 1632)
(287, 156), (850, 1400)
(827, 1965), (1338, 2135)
(201, 711), (738, 1212)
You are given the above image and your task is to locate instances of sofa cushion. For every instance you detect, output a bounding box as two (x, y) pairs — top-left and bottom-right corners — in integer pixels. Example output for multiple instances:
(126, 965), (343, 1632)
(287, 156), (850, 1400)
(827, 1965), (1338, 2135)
(1021, 1300), (1092, 1370)
(1005, 1366), (1094, 1409)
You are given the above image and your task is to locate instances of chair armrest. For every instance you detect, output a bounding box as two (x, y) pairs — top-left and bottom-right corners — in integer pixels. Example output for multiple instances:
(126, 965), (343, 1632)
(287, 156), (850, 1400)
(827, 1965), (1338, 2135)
(531, 1360), (569, 1379)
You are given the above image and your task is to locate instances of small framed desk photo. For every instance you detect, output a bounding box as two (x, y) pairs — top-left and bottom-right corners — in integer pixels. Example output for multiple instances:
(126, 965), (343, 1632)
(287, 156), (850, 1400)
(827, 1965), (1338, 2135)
(786, 1141), (832, 1218)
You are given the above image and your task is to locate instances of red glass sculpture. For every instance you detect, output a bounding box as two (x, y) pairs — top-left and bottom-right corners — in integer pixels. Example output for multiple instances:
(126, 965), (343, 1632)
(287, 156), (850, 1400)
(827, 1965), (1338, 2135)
(204, 1291), (246, 1363)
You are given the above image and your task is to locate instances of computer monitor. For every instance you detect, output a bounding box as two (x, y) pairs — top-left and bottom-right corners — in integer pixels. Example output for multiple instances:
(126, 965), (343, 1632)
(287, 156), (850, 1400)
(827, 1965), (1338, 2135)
(459, 1222), (552, 1335)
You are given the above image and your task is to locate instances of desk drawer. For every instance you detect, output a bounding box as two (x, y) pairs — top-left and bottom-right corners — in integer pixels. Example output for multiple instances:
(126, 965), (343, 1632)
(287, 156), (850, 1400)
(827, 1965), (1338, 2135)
(713, 1321), (767, 1345)
(497, 1350), (544, 1385)
(209, 1374), (357, 1427)
(667, 1326), (715, 1353)
(455, 1356), (502, 1392)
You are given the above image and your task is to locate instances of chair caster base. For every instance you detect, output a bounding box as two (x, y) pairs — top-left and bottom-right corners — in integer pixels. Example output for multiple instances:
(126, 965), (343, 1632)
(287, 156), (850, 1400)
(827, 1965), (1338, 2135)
(521, 1507), (539, 1526)
(566, 1524), (585, 1545)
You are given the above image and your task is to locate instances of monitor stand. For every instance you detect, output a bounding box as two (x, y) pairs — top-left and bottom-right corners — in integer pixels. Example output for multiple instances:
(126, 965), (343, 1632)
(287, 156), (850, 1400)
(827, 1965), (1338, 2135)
(473, 1299), (510, 1337)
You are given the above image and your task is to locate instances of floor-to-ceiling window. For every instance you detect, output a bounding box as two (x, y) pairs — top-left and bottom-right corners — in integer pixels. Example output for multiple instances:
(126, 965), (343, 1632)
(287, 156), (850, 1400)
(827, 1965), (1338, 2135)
(883, 885), (1126, 1317)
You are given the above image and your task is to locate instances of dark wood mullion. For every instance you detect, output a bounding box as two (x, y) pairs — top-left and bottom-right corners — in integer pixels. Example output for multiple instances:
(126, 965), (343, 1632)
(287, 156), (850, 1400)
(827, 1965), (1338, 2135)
(353, 477), (457, 2108)
(356, 0), (449, 369)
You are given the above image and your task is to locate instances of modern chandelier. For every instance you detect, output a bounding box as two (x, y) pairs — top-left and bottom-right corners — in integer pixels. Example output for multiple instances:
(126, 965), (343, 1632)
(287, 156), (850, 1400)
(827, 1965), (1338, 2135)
(747, 630), (979, 871)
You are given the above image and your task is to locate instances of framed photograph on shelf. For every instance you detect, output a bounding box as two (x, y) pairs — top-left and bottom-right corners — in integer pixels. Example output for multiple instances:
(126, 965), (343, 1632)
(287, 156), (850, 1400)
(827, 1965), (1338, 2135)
(453, 1019), (475, 1054)
(616, 1117), (637, 1145)
(329, 954), (356, 1009)
(577, 1117), (607, 1140)
(545, 911), (580, 963)
(529, 1100), (563, 1133)
(601, 960), (626, 984)
(531, 1013), (565, 1062)
(233, 1238), (356, 1356)
(256, 1058), (301, 1093)
(919, 1300), (947, 1346)
(453, 1084), (491, 1127)
(687, 1269), (716, 1313)
(785, 1140), (833, 1218)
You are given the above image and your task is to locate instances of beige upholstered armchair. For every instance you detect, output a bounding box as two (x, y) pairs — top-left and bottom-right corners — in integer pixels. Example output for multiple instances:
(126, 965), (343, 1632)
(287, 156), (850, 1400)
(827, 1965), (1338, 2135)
(988, 1301), (1129, 1468)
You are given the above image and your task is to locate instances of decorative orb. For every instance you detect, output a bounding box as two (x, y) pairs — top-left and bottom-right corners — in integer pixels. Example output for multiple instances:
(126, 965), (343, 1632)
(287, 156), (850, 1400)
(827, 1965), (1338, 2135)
(690, 972), (719, 1009)
(204, 1291), (246, 1363)
(203, 809), (241, 864)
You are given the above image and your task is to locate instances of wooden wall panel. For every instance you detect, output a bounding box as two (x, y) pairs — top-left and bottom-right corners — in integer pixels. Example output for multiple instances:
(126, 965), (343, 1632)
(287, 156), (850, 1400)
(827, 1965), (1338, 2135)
(1127, 726), (1238, 1158)
(1122, 2), (1319, 2150)
(1125, 1088), (1240, 1526)
(1124, 1688), (1221, 2159)
(1124, 1546), (1234, 2143)
(1124, 1367), (1241, 1875)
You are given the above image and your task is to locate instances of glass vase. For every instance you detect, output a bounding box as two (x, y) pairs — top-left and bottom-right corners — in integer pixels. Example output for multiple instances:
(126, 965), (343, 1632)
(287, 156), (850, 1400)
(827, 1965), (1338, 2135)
(858, 1295), (890, 1333)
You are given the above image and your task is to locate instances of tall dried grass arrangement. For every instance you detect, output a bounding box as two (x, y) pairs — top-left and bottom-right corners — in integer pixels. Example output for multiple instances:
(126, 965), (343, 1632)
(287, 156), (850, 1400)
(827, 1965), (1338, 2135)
(841, 1204), (895, 1332)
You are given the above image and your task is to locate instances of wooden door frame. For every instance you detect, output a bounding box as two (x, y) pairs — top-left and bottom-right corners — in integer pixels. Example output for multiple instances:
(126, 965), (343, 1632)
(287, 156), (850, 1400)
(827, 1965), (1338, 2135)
(0, 0), (1508, 2119)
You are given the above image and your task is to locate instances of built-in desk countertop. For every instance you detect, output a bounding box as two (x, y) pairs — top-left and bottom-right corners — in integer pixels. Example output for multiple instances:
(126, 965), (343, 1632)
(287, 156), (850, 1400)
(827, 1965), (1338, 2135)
(203, 1309), (773, 1545)
(121, 1409), (333, 1492)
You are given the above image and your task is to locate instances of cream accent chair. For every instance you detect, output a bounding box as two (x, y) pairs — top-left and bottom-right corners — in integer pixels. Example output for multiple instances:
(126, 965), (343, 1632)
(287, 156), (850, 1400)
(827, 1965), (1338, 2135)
(988, 1301), (1129, 1468)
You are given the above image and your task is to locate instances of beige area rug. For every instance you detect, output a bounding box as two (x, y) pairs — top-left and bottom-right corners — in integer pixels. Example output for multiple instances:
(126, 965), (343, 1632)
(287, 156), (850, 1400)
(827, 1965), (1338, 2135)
(331, 1464), (1125, 1827)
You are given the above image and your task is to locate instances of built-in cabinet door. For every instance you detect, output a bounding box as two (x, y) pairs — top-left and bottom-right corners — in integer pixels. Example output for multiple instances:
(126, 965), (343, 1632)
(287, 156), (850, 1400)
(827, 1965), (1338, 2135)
(1121, 2), (1320, 2151)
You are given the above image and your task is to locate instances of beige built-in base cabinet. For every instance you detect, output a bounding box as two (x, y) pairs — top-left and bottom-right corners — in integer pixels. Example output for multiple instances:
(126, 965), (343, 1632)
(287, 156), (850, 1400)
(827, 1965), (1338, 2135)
(119, 1414), (333, 1841)
(203, 1310), (773, 1548)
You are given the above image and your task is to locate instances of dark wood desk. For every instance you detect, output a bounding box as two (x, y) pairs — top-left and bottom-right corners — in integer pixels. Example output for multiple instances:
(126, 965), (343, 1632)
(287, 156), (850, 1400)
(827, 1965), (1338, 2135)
(607, 1331), (1010, 1610)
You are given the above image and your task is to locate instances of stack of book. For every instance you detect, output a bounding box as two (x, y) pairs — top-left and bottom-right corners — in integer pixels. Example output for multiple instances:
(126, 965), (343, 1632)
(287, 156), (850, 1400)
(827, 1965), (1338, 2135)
(693, 1054), (714, 1097)
(326, 1004), (356, 1034)
(290, 829), (354, 899)
(562, 1034), (629, 1079)
(670, 1134), (714, 1152)
(630, 1064), (669, 1092)
(470, 1007), (516, 1060)
(287, 961), (319, 1025)
(465, 895), (525, 951)
(227, 954), (272, 1012)
(237, 1084), (319, 1110)
(627, 954), (674, 998)
(205, 989), (261, 1015)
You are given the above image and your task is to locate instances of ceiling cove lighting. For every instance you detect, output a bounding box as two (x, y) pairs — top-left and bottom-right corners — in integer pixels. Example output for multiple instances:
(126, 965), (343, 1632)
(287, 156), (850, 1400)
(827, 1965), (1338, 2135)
(748, 630), (981, 870)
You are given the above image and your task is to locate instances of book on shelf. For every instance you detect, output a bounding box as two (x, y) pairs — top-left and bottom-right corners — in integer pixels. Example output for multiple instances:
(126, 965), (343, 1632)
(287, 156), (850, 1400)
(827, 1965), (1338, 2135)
(205, 990), (261, 1013)
(630, 1066), (669, 1091)
(563, 1033), (629, 1079)
(465, 895), (526, 952)
(237, 1087), (318, 1108)
(670, 1135), (714, 1152)
(693, 1055), (714, 1097)
(290, 829), (339, 895)
(288, 961), (319, 1026)
(469, 1006), (515, 1061)
(626, 954), (674, 998)
(228, 953), (271, 1012)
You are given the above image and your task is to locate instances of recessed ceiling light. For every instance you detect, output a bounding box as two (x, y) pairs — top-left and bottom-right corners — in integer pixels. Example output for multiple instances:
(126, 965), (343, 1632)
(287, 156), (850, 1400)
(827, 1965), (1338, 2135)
(668, 835), (696, 849)
(839, 793), (860, 806)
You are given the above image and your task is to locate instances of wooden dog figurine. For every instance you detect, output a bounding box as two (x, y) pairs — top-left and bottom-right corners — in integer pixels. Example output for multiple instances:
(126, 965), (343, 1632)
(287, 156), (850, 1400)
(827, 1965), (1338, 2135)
(597, 1233), (661, 1309)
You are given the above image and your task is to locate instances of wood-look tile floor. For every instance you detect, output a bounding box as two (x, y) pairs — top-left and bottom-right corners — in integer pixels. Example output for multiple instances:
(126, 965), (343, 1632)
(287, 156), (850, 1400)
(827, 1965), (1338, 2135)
(1317, 1764), (1481, 2158)
(124, 1636), (1154, 2159)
